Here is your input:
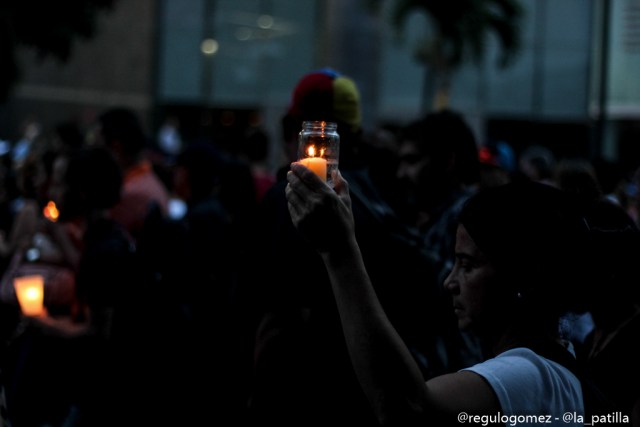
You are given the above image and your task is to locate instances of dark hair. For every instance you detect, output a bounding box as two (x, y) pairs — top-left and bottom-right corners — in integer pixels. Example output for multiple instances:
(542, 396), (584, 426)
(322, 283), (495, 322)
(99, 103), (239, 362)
(400, 109), (480, 186)
(580, 199), (640, 307)
(553, 158), (603, 203)
(98, 107), (147, 156)
(64, 146), (122, 213)
(242, 128), (270, 162)
(54, 120), (85, 151)
(458, 181), (588, 322)
(176, 142), (222, 202)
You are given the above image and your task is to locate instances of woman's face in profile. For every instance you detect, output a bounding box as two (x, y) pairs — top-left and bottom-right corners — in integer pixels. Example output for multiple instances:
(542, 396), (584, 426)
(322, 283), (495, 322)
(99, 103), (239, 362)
(444, 224), (498, 332)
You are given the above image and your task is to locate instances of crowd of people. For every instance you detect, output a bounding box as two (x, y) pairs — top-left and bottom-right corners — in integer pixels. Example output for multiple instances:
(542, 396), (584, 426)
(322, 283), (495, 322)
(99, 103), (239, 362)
(0, 67), (637, 427)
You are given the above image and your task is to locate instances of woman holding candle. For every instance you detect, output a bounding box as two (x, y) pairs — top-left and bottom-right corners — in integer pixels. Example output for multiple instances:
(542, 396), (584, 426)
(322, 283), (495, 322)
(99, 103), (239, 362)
(285, 165), (599, 426)
(3, 145), (140, 427)
(0, 144), (83, 319)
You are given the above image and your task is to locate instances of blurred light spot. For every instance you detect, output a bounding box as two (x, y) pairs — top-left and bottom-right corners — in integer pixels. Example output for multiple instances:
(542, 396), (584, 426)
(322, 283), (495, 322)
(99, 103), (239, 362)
(201, 38), (219, 55)
(235, 27), (252, 41)
(257, 14), (274, 29)
(25, 248), (40, 262)
(168, 198), (187, 220)
(43, 200), (59, 222)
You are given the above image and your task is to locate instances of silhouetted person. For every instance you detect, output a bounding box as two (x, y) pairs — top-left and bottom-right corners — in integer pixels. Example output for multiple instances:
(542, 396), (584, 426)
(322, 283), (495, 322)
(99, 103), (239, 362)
(3, 145), (140, 427)
(571, 198), (640, 426)
(240, 127), (276, 203)
(394, 109), (483, 372)
(93, 107), (170, 243)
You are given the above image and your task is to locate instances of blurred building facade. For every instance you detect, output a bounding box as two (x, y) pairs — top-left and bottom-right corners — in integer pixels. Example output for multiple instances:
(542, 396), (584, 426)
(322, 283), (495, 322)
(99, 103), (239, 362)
(0, 0), (156, 142)
(0, 0), (639, 173)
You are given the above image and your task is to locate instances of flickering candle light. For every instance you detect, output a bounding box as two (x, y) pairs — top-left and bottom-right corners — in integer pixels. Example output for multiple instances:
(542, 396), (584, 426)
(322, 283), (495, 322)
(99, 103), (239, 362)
(43, 200), (59, 222)
(299, 145), (327, 182)
(297, 121), (340, 186)
(14, 275), (45, 316)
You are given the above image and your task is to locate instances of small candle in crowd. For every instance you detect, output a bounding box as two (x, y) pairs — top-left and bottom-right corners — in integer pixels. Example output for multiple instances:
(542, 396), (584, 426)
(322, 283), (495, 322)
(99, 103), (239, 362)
(14, 275), (45, 316)
(43, 201), (59, 222)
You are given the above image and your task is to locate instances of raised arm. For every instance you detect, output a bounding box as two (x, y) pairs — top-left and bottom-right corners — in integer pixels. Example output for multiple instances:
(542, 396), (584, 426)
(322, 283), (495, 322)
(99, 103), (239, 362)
(286, 163), (430, 425)
(286, 163), (501, 425)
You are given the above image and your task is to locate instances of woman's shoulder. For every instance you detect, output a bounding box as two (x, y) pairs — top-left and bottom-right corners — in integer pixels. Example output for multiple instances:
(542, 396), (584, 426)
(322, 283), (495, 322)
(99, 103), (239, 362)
(462, 348), (584, 417)
(474, 347), (579, 382)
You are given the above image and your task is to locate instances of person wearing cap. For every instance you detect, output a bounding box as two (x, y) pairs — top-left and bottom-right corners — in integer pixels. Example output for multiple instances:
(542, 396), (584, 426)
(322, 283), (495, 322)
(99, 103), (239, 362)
(248, 69), (443, 426)
(285, 170), (591, 426)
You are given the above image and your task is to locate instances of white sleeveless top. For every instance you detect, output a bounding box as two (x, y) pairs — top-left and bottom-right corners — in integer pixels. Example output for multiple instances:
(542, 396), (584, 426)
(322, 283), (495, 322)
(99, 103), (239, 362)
(462, 347), (584, 426)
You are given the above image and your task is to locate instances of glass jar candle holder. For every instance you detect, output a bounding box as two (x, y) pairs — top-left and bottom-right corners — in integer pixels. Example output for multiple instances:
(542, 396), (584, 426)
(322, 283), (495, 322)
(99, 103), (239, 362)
(297, 121), (340, 187)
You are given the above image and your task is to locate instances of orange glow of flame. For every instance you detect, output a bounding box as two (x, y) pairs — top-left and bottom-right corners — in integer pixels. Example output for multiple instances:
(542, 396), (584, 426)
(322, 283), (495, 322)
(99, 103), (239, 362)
(43, 201), (59, 222)
(306, 145), (324, 157)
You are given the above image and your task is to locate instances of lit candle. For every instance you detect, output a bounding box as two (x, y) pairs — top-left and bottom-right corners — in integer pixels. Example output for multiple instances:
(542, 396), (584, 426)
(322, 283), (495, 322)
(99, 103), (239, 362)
(14, 275), (45, 316)
(43, 201), (59, 222)
(299, 145), (327, 182)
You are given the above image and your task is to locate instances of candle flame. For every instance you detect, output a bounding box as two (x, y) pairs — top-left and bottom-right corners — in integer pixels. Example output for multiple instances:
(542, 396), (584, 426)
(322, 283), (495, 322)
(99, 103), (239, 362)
(43, 201), (59, 222)
(306, 145), (325, 158)
(25, 287), (43, 300)
(307, 145), (316, 157)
